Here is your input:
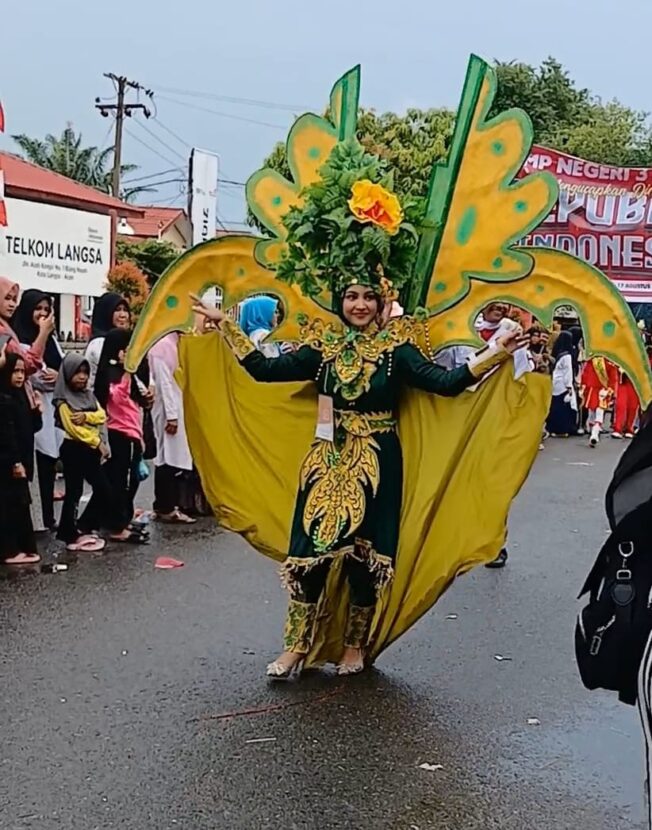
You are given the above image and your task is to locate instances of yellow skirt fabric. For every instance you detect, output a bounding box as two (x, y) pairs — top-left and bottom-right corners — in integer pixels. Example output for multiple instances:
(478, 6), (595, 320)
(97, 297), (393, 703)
(178, 333), (550, 665)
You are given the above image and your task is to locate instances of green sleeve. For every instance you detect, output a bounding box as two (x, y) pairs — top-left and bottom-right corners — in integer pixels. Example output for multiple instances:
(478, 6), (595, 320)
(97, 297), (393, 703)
(220, 318), (320, 383)
(396, 344), (475, 396)
(241, 346), (321, 383)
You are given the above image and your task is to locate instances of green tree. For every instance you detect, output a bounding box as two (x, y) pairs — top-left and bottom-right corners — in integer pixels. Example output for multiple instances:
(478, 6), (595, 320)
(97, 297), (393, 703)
(492, 58), (592, 140)
(248, 57), (652, 233)
(12, 125), (156, 202)
(116, 238), (180, 285)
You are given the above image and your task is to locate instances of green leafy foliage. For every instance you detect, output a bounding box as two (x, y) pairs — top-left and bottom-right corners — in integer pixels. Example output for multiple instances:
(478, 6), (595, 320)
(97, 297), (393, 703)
(249, 57), (652, 234)
(12, 125), (156, 202)
(116, 239), (180, 285)
(275, 139), (422, 299)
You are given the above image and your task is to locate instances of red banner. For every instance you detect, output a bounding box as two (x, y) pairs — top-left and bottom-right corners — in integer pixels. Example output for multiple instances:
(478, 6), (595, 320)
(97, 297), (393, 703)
(522, 146), (652, 303)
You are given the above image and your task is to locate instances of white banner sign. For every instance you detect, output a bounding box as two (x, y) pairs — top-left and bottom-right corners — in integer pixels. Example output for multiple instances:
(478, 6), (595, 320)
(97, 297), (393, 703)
(0, 198), (111, 296)
(189, 149), (219, 246)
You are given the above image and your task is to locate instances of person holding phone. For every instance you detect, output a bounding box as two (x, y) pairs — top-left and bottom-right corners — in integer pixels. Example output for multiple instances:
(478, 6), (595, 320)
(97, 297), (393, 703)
(0, 277), (53, 375)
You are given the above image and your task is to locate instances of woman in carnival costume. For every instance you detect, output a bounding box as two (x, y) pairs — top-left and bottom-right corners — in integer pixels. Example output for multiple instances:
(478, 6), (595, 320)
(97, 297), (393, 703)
(126, 59), (652, 680)
(192, 142), (525, 675)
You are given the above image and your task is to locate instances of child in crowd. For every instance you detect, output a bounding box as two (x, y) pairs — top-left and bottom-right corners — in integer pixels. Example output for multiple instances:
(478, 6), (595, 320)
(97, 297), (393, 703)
(90, 328), (150, 542)
(55, 354), (120, 552)
(0, 351), (43, 564)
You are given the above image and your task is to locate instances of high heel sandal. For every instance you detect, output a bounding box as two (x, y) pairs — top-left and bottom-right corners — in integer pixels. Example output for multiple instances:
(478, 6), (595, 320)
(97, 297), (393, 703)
(335, 652), (365, 676)
(266, 657), (303, 679)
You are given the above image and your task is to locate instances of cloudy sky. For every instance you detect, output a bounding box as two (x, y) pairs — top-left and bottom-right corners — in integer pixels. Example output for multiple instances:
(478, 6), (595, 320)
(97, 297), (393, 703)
(1, 0), (648, 226)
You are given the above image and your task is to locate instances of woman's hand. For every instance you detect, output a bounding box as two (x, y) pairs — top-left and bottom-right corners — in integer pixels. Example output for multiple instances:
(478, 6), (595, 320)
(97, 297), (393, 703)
(142, 387), (155, 408)
(38, 310), (56, 336)
(41, 367), (58, 384)
(165, 419), (178, 435)
(12, 463), (26, 479)
(498, 330), (530, 355)
(70, 412), (87, 426)
(190, 293), (225, 325)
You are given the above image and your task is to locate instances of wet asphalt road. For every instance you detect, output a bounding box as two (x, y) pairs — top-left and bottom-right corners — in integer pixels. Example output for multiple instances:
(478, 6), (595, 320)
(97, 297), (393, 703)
(0, 437), (647, 830)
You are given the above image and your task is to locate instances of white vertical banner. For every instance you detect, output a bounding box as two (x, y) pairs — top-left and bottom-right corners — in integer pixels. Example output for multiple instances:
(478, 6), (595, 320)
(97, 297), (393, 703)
(188, 148), (220, 304)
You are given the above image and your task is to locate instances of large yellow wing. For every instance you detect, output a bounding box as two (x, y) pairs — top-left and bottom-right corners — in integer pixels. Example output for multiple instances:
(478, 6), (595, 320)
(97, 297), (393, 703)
(125, 236), (331, 373)
(411, 54), (652, 407)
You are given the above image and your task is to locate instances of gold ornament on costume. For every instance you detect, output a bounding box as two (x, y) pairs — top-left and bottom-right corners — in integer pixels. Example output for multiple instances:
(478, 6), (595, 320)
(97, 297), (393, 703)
(220, 318), (256, 361)
(301, 431), (381, 552)
(300, 315), (426, 400)
(348, 180), (404, 235)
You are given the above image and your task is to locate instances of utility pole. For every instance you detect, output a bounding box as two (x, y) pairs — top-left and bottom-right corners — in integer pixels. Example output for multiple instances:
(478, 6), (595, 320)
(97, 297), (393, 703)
(95, 74), (153, 199)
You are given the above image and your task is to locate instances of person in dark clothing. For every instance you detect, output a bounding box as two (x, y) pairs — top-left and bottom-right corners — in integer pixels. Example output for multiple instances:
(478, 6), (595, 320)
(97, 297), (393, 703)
(84, 293), (131, 387)
(568, 325), (584, 378)
(88, 328), (149, 542)
(11, 289), (64, 530)
(546, 331), (579, 436)
(0, 352), (42, 564)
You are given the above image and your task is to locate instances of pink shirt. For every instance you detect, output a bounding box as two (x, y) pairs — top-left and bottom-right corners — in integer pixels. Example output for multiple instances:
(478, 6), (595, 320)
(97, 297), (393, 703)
(106, 373), (143, 442)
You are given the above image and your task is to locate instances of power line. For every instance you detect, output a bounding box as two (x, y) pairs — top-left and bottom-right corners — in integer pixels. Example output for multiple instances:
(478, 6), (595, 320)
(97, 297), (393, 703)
(153, 84), (309, 113)
(124, 126), (180, 168)
(126, 177), (185, 189)
(121, 167), (183, 184)
(152, 117), (191, 149)
(148, 192), (186, 206)
(157, 95), (288, 130)
(131, 118), (186, 161)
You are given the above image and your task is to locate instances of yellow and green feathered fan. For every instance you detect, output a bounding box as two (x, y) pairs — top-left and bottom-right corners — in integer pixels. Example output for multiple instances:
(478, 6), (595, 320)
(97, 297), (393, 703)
(126, 57), (652, 665)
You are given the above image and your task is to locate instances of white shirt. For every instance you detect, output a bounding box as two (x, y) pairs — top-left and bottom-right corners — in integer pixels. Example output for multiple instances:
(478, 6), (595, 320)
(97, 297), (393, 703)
(250, 328), (284, 358)
(84, 337), (104, 388)
(552, 353), (574, 396)
(149, 353), (192, 471)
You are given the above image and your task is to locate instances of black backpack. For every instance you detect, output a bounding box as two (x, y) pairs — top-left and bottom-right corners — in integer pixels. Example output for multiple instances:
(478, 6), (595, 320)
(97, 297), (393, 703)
(575, 502), (652, 705)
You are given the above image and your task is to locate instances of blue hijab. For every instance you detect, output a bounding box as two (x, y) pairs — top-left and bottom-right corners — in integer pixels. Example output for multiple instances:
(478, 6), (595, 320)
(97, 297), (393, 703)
(239, 296), (278, 337)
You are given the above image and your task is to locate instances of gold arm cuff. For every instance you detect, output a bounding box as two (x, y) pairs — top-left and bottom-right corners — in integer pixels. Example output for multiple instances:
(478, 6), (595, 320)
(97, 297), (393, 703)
(219, 318), (256, 361)
(466, 342), (510, 378)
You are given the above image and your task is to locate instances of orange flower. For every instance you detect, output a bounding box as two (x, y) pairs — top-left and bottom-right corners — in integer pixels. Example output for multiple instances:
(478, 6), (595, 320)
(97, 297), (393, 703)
(348, 180), (403, 235)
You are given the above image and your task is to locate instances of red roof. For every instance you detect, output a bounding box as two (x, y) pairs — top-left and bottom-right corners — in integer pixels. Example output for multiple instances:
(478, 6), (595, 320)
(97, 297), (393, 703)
(0, 152), (143, 216)
(123, 206), (188, 239)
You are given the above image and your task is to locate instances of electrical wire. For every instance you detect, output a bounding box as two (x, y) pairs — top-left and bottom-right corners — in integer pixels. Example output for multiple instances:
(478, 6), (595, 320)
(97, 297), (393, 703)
(153, 84), (309, 113)
(121, 167), (183, 184)
(124, 127), (180, 168)
(152, 117), (191, 150)
(131, 118), (187, 161)
(156, 95), (288, 130)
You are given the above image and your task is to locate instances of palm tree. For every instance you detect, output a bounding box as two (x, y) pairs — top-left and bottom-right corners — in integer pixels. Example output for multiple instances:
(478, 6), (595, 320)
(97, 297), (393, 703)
(11, 125), (156, 202)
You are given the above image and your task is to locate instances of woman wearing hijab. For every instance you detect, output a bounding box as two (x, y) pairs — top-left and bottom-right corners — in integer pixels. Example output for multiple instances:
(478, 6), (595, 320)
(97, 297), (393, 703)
(12, 289), (64, 530)
(192, 282), (524, 678)
(91, 328), (150, 541)
(54, 353), (118, 552)
(0, 351), (43, 564)
(546, 330), (578, 437)
(84, 292), (131, 386)
(148, 333), (195, 523)
(0, 276), (54, 376)
(239, 296), (283, 357)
